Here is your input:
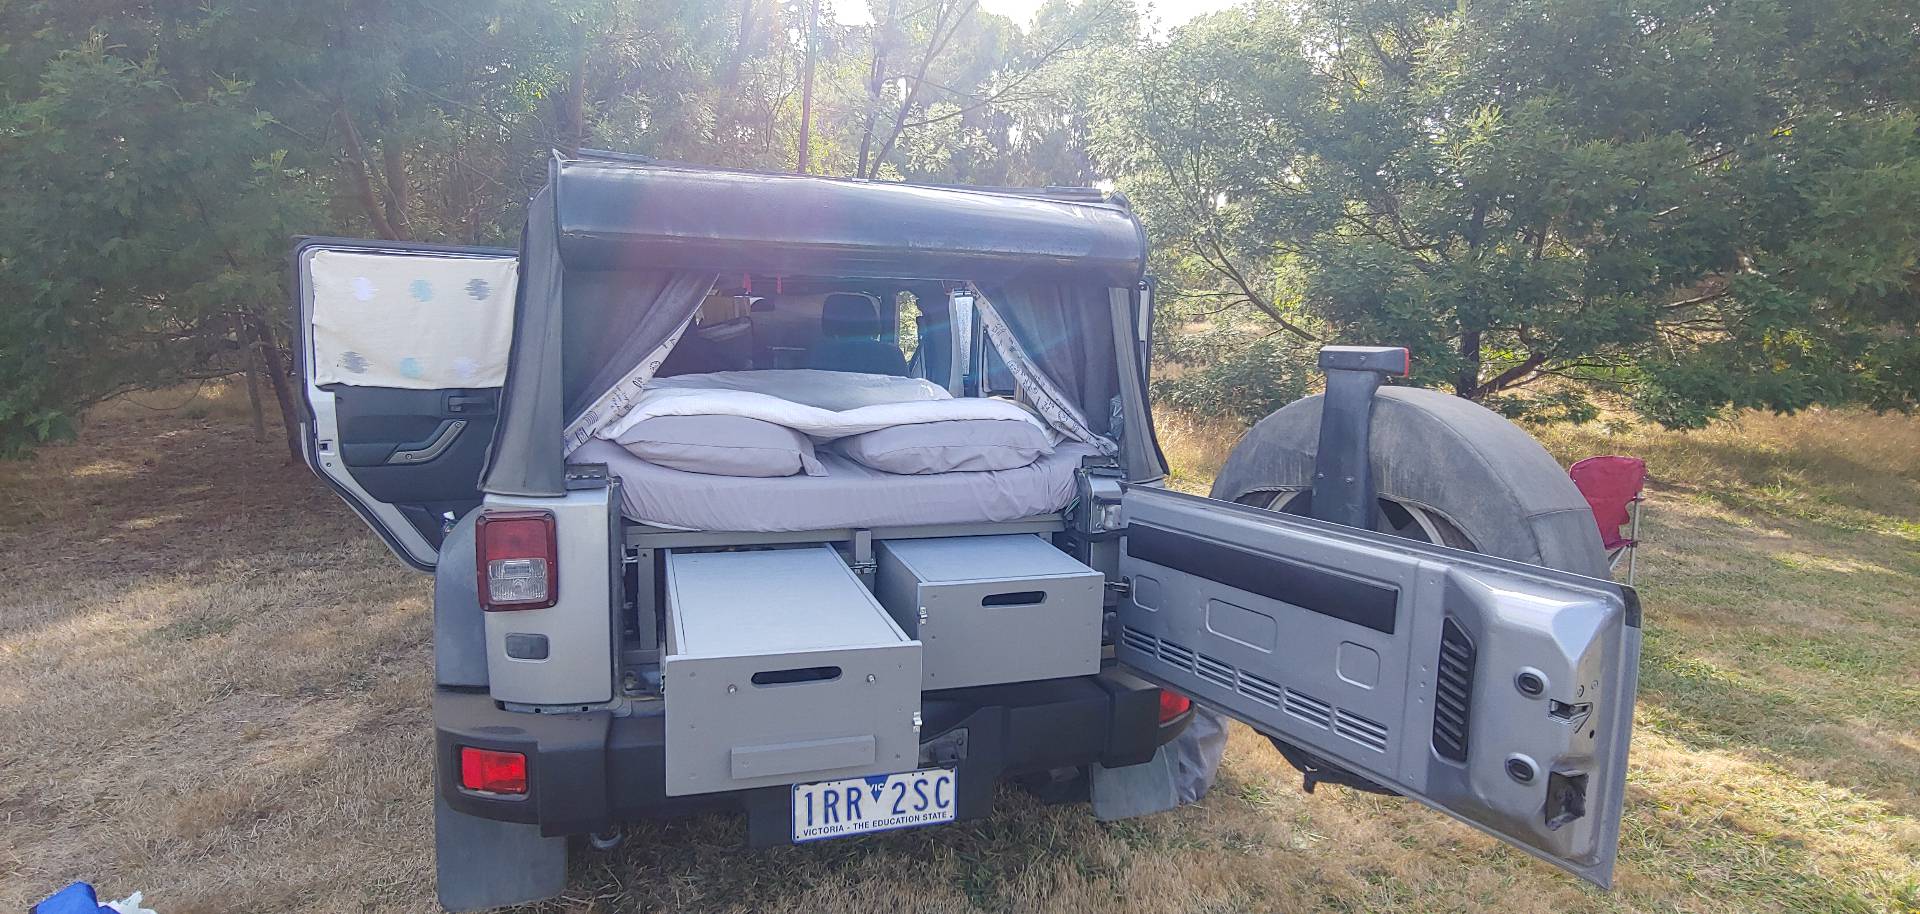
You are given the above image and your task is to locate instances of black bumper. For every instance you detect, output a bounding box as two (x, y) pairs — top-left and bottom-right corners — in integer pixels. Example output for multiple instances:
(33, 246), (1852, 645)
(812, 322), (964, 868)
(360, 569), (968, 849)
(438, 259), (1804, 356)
(436, 666), (1190, 840)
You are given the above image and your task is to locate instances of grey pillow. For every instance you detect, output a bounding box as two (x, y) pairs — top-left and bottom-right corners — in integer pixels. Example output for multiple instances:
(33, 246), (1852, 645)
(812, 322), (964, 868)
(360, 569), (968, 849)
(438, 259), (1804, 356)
(835, 419), (1052, 474)
(616, 415), (826, 477)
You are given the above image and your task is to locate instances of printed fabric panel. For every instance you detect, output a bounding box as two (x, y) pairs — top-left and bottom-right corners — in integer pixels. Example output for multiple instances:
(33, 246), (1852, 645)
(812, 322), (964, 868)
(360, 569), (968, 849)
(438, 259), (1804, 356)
(309, 248), (519, 389)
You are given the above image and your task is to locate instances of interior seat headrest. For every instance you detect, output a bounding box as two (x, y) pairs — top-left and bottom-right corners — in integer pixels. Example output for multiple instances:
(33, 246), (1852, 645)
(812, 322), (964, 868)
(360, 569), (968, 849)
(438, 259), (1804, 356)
(821, 293), (886, 338)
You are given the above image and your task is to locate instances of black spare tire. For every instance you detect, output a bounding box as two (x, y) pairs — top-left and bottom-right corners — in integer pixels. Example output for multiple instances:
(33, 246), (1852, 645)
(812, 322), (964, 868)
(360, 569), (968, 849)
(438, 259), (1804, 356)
(1211, 386), (1607, 577)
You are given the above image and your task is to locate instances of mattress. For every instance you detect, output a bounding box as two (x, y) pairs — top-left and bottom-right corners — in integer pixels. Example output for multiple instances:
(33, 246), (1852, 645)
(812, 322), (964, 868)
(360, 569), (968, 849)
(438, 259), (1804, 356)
(571, 438), (1099, 532)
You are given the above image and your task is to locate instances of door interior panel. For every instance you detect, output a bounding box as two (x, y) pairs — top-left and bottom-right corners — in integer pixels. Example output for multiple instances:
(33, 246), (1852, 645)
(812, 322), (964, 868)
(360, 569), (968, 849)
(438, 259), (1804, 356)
(1115, 486), (1638, 888)
(326, 385), (499, 545)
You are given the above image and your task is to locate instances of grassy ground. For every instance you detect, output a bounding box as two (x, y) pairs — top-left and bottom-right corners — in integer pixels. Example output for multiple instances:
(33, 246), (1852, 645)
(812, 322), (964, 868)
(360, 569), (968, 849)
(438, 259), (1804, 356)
(1, 389), (1916, 913)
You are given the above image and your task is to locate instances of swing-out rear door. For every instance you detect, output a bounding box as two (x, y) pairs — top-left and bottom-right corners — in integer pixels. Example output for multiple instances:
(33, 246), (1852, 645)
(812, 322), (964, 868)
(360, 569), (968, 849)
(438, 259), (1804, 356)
(1115, 486), (1640, 888)
(293, 238), (519, 570)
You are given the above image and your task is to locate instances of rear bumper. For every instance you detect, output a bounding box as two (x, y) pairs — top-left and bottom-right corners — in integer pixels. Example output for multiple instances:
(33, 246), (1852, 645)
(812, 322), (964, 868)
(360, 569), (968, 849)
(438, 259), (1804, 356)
(436, 666), (1189, 840)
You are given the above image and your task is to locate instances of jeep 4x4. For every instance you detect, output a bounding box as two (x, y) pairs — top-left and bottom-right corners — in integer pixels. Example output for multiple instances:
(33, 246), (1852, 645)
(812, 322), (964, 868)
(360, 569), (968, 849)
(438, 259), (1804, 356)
(295, 153), (1639, 911)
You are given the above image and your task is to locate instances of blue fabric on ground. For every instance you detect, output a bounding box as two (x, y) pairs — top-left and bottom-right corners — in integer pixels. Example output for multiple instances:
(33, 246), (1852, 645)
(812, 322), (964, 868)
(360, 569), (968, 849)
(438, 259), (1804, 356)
(33, 882), (114, 914)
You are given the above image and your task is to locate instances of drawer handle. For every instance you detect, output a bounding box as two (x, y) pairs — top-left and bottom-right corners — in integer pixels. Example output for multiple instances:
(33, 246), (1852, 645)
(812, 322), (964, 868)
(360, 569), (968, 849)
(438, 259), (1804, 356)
(982, 590), (1047, 607)
(751, 665), (842, 686)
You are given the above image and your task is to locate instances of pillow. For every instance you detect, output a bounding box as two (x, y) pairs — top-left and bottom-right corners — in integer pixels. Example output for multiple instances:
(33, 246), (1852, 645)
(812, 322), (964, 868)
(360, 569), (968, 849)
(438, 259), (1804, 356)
(615, 415), (826, 477)
(835, 419), (1052, 475)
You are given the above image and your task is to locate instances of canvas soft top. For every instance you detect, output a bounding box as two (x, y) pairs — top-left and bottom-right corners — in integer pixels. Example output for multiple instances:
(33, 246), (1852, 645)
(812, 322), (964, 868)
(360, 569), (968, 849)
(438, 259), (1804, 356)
(550, 154), (1149, 286)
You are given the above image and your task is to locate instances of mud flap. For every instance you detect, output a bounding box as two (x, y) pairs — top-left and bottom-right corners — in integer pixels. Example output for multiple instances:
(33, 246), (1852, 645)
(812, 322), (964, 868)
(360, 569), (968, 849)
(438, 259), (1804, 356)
(1089, 744), (1180, 821)
(434, 794), (567, 912)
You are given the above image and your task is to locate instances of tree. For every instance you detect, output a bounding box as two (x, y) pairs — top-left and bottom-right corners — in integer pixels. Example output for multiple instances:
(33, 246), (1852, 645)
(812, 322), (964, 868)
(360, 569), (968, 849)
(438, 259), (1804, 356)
(0, 39), (323, 457)
(1096, 0), (1920, 426)
(0, 0), (746, 458)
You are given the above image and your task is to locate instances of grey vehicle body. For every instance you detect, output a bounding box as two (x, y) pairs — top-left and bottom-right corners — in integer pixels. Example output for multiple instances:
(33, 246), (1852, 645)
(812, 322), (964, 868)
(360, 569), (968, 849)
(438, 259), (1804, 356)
(294, 153), (1640, 911)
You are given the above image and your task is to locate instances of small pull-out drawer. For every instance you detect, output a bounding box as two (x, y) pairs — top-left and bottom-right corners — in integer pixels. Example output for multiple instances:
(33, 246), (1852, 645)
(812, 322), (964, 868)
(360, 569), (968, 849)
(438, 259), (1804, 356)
(875, 534), (1104, 690)
(662, 546), (922, 796)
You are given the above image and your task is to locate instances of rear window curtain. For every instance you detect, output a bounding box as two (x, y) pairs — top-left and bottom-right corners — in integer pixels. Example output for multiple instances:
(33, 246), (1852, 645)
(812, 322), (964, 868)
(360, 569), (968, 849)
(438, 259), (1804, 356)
(972, 281), (1120, 451)
(560, 270), (718, 454)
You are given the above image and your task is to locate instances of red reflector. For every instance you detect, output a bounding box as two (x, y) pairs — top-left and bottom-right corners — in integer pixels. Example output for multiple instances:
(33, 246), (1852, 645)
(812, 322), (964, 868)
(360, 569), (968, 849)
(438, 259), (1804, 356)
(476, 509), (558, 610)
(459, 746), (528, 795)
(1397, 347), (1412, 377)
(1158, 689), (1192, 723)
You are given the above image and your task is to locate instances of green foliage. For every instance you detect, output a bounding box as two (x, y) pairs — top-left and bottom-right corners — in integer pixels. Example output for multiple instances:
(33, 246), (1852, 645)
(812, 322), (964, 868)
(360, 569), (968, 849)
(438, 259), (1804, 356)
(1096, 0), (1920, 427)
(1151, 318), (1315, 424)
(5, 0), (1916, 456)
(0, 0), (1133, 456)
(0, 38), (320, 455)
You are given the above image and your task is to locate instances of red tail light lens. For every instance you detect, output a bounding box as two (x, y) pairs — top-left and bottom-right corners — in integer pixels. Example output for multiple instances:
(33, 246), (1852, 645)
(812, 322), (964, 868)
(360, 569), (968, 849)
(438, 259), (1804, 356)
(476, 510), (558, 610)
(458, 746), (528, 795)
(1158, 689), (1192, 723)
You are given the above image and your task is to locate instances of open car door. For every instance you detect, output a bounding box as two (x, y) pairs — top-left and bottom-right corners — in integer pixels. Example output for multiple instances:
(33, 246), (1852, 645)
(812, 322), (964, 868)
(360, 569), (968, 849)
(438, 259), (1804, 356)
(293, 239), (519, 570)
(1116, 486), (1640, 888)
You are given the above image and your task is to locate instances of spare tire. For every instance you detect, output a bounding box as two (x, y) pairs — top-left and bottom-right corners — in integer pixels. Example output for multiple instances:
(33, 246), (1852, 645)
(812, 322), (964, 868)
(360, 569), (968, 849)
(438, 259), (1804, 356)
(1211, 386), (1607, 577)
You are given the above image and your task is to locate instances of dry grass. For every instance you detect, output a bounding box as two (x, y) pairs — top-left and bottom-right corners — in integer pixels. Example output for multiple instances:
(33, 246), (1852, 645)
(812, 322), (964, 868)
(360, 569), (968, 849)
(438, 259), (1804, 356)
(1, 395), (1917, 913)
(1155, 410), (1243, 496)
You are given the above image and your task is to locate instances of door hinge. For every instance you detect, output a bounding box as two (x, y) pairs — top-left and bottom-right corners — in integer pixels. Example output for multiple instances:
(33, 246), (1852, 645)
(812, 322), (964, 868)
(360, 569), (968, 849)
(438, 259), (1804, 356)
(1106, 578), (1132, 598)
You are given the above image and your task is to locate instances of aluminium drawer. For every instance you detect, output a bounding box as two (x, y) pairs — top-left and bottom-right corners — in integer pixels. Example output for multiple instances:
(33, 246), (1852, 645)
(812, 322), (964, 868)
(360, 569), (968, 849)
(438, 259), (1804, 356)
(662, 545), (922, 797)
(875, 534), (1103, 690)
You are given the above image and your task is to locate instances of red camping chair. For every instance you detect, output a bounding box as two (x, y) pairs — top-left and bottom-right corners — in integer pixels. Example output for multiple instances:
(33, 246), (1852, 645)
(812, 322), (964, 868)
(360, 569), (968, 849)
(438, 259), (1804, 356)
(1569, 455), (1647, 584)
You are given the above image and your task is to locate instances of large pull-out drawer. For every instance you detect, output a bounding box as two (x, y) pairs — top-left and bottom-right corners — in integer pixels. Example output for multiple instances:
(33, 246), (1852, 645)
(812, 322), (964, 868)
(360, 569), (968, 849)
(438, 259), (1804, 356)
(875, 534), (1103, 689)
(662, 545), (922, 796)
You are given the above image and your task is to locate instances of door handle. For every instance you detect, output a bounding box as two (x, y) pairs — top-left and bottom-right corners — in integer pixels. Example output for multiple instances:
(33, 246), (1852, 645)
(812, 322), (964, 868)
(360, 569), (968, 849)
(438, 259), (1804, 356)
(387, 419), (467, 464)
(445, 393), (495, 415)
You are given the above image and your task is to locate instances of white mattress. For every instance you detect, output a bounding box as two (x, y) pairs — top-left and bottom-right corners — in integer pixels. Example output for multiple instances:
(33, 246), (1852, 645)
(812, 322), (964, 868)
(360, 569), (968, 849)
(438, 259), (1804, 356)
(571, 438), (1098, 532)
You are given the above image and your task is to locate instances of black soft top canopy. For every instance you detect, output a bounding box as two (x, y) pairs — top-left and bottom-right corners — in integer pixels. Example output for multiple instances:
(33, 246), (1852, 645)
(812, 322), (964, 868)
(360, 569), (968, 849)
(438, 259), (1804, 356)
(483, 154), (1161, 498)
(552, 156), (1148, 286)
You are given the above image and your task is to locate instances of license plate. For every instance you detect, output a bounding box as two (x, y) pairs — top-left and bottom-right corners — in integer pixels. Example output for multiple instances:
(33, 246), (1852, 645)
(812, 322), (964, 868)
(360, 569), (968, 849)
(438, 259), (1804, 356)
(790, 767), (956, 842)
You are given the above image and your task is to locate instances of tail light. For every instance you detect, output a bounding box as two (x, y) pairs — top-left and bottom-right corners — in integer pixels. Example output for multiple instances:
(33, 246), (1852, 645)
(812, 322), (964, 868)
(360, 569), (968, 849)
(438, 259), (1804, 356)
(476, 510), (558, 610)
(1158, 689), (1192, 723)
(458, 746), (528, 795)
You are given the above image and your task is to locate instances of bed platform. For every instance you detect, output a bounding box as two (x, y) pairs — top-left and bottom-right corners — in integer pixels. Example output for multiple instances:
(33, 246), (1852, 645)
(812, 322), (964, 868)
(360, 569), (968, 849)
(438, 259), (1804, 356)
(572, 438), (1100, 533)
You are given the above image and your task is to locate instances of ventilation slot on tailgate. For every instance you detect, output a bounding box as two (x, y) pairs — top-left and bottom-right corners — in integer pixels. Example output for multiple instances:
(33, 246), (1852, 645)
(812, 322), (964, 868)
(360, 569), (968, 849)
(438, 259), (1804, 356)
(1237, 670), (1283, 708)
(1194, 652), (1235, 689)
(1334, 709), (1389, 752)
(1432, 616), (1477, 763)
(1282, 688), (1332, 729)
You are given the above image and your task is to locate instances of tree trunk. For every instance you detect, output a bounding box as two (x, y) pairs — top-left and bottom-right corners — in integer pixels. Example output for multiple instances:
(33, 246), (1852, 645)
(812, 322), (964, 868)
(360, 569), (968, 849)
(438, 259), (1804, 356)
(1455, 329), (1481, 398)
(376, 103), (413, 239)
(246, 312), (305, 465)
(243, 345), (267, 444)
(855, 0), (900, 177)
(724, 0), (758, 88)
(797, 0), (818, 173)
(335, 105), (405, 241)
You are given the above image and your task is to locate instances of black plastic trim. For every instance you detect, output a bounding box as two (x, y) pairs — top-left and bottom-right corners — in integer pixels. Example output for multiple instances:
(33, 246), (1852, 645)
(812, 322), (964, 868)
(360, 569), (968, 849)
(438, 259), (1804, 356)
(436, 667), (1182, 837)
(1124, 523), (1400, 635)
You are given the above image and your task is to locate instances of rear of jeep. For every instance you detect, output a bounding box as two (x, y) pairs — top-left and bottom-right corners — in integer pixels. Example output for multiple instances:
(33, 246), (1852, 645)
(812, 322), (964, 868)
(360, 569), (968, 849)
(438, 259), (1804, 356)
(296, 154), (1642, 912)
